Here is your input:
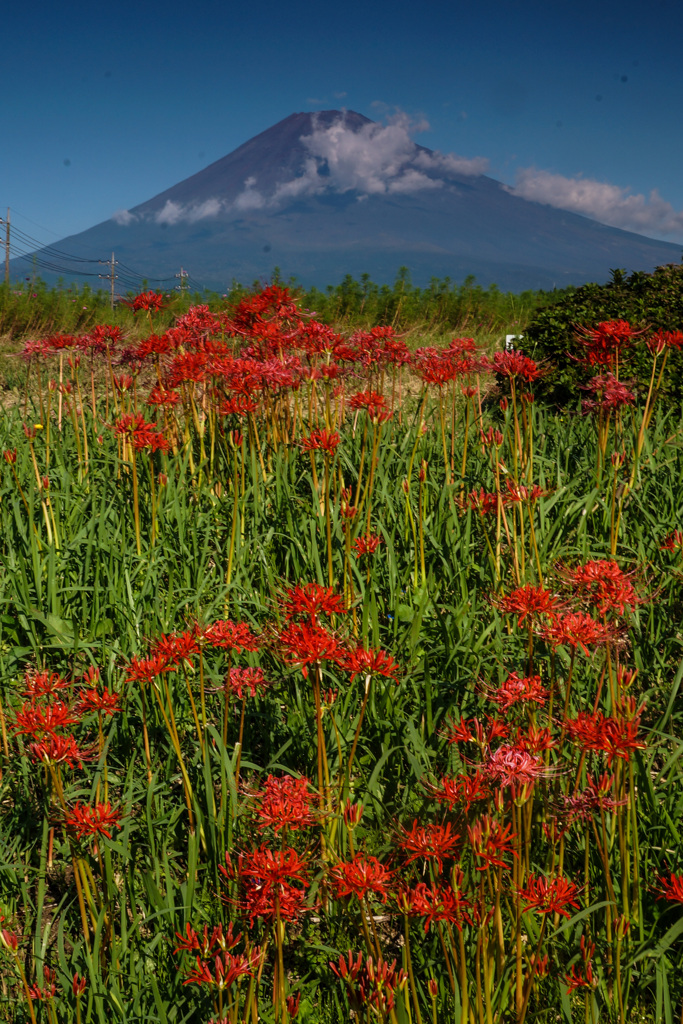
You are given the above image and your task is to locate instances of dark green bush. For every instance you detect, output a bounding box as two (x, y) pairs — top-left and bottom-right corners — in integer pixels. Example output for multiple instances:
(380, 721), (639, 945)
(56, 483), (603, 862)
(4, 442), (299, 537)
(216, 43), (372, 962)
(522, 262), (683, 404)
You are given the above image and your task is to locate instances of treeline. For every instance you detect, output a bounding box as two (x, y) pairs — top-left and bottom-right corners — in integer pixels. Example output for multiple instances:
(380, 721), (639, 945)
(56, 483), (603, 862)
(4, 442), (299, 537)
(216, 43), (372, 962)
(0, 268), (573, 341)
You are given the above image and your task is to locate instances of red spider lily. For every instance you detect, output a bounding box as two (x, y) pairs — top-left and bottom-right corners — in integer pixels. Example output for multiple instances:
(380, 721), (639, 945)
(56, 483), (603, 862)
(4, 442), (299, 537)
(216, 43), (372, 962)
(348, 390), (387, 419)
(444, 713), (510, 747)
(397, 820), (461, 872)
(282, 583), (344, 623)
(518, 874), (580, 918)
(0, 926), (19, 953)
(113, 413), (170, 453)
(575, 319), (643, 368)
(182, 950), (257, 990)
(28, 967), (57, 1001)
(496, 584), (560, 628)
(16, 670), (66, 699)
(174, 921), (242, 957)
(331, 951), (408, 1015)
(484, 744), (547, 788)
(661, 530), (683, 552)
(300, 429), (340, 454)
(147, 384), (181, 407)
(515, 725), (556, 754)
(72, 974), (87, 997)
(28, 733), (85, 768)
(581, 373), (635, 414)
(565, 559), (640, 616)
(460, 488), (502, 515)
(340, 646), (400, 681)
(565, 962), (596, 993)
(277, 622), (343, 677)
(648, 329), (683, 353)
(398, 879), (473, 932)
(87, 324), (122, 350)
(64, 801), (121, 840)
(126, 290), (166, 313)
(352, 532), (383, 557)
(429, 771), (491, 812)
(504, 480), (549, 503)
(3, 449), (17, 464)
(541, 611), (610, 655)
(344, 801), (364, 829)
(480, 426), (504, 447)
(286, 991), (301, 1018)
(330, 854), (393, 903)
(125, 653), (173, 683)
(559, 773), (627, 826)
(13, 701), (80, 738)
(254, 775), (315, 833)
(491, 349), (543, 383)
(201, 619), (260, 652)
(223, 667), (270, 699)
(237, 845), (311, 926)
(220, 395), (259, 416)
(484, 672), (548, 712)
(76, 687), (122, 717)
(238, 844), (309, 888)
(564, 707), (645, 764)
(655, 873), (683, 903)
(150, 630), (200, 665)
(467, 815), (518, 871)
(445, 716), (475, 744)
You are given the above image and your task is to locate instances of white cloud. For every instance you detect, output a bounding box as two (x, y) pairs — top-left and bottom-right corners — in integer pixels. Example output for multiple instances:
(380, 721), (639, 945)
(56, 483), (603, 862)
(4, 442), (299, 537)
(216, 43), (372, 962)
(509, 168), (683, 238)
(112, 209), (136, 225)
(154, 198), (225, 225)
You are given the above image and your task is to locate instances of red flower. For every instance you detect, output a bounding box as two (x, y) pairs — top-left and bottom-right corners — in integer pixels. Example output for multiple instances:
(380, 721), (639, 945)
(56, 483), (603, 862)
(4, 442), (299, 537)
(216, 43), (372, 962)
(76, 687), (122, 717)
(64, 801), (121, 840)
(564, 707), (645, 764)
(575, 320), (642, 368)
(330, 854), (393, 903)
(581, 373), (635, 414)
(182, 951), (257, 990)
(542, 611), (610, 655)
(430, 771), (490, 812)
(331, 951), (407, 1015)
(13, 701), (79, 738)
(655, 873), (683, 903)
(113, 413), (169, 453)
(497, 584), (559, 628)
(397, 820), (461, 872)
(340, 646), (400, 681)
(254, 775), (315, 833)
(201, 619), (260, 652)
(224, 667), (270, 699)
(283, 583), (344, 623)
(348, 390), (387, 419)
(566, 559), (640, 616)
(352, 532), (383, 557)
(399, 879), (472, 932)
(126, 290), (166, 313)
(278, 621), (343, 677)
(491, 350), (542, 383)
(237, 846), (310, 926)
(661, 530), (683, 552)
(300, 429), (340, 454)
(28, 734), (85, 768)
(467, 815), (517, 871)
(28, 967), (57, 1001)
(483, 744), (547, 789)
(126, 653), (173, 683)
(174, 921), (242, 957)
(518, 874), (580, 918)
(484, 672), (548, 712)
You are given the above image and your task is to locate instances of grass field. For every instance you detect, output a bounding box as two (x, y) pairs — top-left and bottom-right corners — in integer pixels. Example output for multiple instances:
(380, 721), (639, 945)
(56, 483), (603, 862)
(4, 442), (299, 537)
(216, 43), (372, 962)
(0, 291), (681, 1023)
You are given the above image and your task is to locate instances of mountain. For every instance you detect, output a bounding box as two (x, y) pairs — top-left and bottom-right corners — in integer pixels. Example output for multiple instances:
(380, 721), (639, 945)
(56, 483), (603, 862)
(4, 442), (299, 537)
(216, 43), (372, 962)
(11, 110), (683, 293)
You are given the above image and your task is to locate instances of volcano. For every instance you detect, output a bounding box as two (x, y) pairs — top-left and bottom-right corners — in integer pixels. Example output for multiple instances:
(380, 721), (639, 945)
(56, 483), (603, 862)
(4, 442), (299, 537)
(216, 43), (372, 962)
(11, 109), (682, 292)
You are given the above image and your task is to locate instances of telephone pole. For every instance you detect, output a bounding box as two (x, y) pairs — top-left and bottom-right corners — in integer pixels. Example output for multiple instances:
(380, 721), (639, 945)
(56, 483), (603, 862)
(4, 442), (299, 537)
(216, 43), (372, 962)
(175, 267), (188, 298)
(99, 252), (117, 310)
(0, 209), (9, 285)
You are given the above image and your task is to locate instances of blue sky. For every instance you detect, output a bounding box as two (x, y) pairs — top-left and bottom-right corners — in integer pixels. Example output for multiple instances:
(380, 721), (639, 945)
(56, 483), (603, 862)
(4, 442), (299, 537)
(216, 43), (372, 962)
(4, 0), (683, 253)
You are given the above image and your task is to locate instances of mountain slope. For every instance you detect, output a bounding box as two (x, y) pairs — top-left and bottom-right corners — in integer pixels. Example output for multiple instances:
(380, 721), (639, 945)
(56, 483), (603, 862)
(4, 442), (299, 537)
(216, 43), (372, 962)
(11, 110), (682, 292)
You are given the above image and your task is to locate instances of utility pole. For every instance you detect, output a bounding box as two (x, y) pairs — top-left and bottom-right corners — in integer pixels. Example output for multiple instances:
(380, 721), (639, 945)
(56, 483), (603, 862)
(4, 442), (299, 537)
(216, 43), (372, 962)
(175, 266), (188, 298)
(0, 208), (9, 285)
(99, 252), (117, 310)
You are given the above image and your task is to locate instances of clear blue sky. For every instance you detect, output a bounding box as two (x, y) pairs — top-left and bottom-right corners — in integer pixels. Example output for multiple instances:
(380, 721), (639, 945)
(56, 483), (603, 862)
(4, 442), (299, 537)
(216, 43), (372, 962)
(4, 0), (683, 250)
